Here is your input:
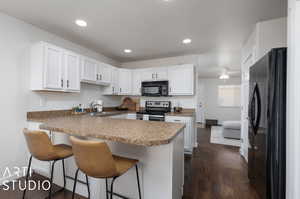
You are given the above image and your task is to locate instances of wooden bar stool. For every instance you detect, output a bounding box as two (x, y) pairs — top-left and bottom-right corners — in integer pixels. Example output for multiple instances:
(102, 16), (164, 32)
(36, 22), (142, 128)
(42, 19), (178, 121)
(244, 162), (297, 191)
(70, 136), (142, 199)
(23, 129), (73, 199)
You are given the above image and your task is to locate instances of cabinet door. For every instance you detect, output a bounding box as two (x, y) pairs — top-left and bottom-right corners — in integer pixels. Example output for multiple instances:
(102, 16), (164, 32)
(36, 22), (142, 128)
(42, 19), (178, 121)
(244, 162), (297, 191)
(81, 57), (97, 83)
(141, 69), (156, 81)
(155, 68), (168, 80)
(102, 64), (112, 84)
(132, 69), (143, 95)
(168, 65), (194, 95)
(165, 116), (193, 153)
(43, 44), (63, 90)
(97, 63), (111, 85)
(118, 69), (132, 95)
(64, 51), (80, 92)
(103, 66), (118, 95)
(112, 68), (119, 94)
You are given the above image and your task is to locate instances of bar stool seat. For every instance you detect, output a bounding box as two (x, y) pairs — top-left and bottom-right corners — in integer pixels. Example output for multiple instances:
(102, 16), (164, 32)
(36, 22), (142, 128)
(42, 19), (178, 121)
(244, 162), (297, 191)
(113, 155), (138, 176)
(52, 144), (73, 160)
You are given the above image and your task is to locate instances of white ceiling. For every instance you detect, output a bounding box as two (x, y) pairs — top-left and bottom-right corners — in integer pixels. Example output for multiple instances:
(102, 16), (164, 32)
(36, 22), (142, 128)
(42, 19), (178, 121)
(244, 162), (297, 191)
(0, 0), (287, 66)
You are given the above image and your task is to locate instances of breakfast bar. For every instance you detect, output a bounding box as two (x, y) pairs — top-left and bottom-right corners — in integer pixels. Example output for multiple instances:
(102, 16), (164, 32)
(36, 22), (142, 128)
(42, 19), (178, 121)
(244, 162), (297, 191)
(28, 114), (185, 199)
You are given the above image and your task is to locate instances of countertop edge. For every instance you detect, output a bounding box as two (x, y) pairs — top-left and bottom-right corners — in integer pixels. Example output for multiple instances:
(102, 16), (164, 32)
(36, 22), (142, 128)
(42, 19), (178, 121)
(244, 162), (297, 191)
(39, 122), (186, 147)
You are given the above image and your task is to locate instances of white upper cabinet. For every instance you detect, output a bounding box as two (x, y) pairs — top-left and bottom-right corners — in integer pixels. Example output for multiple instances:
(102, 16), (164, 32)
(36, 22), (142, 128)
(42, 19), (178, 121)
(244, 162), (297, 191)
(81, 58), (112, 86)
(101, 63), (112, 84)
(132, 69), (143, 95)
(140, 68), (168, 81)
(140, 69), (155, 81)
(43, 43), (64, 90)
(81, 57), (97, 83)
(118, 69), (132, 95)
(96, 63), (112, 85)
(168, 64), (194, 95)
(30, 42), (80, 92)
(103, 66), (119, 95)
(154, 67), (168, 80)
(63, 50), (80, 92)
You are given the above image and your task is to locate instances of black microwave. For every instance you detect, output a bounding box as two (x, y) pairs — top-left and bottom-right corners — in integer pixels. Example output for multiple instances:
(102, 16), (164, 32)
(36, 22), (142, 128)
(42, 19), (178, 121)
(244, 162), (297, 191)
(142, 81), (169, 97)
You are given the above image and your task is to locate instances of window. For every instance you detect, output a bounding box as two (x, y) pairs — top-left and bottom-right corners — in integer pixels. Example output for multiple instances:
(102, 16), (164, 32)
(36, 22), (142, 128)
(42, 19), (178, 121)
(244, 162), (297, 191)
(218, 85), (241, 107)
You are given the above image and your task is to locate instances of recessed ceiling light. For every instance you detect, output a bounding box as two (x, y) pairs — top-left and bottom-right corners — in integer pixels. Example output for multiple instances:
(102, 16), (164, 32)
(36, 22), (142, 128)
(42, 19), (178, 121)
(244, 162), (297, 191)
(182, 38), (192, 44)
(219, 74), (230, 80)
(124, 49), (132, 53)
(75, 19), (87, 27)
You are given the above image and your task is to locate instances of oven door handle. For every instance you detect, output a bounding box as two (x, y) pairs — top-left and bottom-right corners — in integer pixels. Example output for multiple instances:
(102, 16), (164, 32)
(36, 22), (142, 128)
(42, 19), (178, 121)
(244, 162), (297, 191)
(149, 115), (165, 121)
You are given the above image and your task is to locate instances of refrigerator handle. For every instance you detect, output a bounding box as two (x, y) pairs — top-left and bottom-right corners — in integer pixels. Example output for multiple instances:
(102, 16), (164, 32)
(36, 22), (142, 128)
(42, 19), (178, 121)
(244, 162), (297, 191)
(253, 84), (261, 134)
(249, 86), (256, 132)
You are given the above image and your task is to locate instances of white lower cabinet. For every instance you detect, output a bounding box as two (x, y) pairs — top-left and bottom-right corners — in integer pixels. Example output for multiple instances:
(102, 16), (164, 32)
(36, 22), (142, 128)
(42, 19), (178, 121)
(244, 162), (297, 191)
(127, 113), (137, 119)
(165, 116), (195, 153)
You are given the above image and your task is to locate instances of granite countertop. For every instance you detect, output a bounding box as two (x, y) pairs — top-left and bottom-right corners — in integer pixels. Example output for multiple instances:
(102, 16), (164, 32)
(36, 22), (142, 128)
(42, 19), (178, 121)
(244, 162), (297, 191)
(39, 115), (185, 146)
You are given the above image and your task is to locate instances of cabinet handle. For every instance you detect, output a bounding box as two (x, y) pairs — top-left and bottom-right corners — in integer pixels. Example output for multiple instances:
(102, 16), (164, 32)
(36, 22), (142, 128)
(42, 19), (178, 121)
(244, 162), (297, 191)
(100, 74), (102, 80)
(61, 79), (64, 88)
(169, 87), (172, 93)
(174, 120), (182, 122)
(120, 88), (122, 93)
(152, 73), (154, 79)
(156, 73), (158, 79)
(96, 74), (99, 80)
(67, 80), (69, 88)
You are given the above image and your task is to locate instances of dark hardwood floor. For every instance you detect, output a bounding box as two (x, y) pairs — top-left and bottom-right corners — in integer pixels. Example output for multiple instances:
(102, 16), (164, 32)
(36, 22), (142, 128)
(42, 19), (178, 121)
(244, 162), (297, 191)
(183, 127), (259, 199)
(0, 127), (259, 199)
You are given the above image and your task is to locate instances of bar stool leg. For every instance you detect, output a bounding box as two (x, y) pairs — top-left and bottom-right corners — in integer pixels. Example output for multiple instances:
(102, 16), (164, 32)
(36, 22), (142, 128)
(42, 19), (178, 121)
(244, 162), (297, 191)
(105, 178), (109, 199)
(72, 168), (80, 199)
(85, 174), (90, 199)
(135, 165), (142, 199)
(110, 177), (117, 199)
(48, 160), (57, 199)
(22, 156), (33, 199)
(62, 159), (66, 189)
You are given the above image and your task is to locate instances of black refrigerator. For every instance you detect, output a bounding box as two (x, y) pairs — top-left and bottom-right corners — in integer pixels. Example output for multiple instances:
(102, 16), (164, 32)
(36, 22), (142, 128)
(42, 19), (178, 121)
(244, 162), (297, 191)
(248, 48), (286, 199)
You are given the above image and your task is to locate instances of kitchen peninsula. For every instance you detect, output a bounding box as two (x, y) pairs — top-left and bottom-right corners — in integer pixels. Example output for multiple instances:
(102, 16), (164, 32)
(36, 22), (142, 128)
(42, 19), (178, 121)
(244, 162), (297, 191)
(27, 112), (185, 199)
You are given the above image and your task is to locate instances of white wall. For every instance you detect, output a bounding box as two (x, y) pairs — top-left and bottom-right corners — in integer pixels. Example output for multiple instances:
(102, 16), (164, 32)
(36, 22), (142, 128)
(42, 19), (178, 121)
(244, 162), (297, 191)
(198, 77), (241, 124)
(256, 17), (287, 61)
(286, 1), (300, 198)
(0, 12), (121, 183)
